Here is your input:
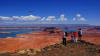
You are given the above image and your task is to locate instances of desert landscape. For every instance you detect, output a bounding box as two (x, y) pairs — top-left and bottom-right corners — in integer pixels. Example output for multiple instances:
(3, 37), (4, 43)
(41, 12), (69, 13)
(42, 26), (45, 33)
(0, 28), (62, 52)
(0, 26), (100, 55)
(0, 0), (100, 56)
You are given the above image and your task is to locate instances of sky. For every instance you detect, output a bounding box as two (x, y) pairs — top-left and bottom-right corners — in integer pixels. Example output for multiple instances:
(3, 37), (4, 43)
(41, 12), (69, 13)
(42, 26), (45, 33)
(0, 0), (100, 25)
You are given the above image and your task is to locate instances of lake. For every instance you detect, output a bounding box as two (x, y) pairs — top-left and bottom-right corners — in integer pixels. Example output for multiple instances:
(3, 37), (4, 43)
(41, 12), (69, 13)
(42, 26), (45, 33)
(0, 28), (40, 38)
(0, 27), (78, 38)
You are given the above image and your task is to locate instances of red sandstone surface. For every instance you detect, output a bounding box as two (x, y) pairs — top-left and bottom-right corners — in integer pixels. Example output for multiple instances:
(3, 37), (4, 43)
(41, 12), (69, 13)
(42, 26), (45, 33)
(0, 27), (39, 29)
(0, 30), (63, 52)
(82, 29), (100, 45)
(0, 31), (18, 33)
(0, 29), (100, 52)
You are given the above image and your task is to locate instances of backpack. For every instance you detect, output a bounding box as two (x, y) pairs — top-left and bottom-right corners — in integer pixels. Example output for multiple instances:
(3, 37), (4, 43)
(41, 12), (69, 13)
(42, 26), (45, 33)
(65, 32), (68, 36)
(78, 30), (82, 35)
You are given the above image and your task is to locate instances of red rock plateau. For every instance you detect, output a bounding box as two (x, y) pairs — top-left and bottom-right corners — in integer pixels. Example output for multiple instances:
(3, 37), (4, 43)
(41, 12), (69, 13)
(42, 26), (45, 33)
(0, 31), (17, 33)
(0, 28), (100, 52)
(82, 29), (100, 45)
(0, 27), (40, 29)
(0, 29), (63, 52)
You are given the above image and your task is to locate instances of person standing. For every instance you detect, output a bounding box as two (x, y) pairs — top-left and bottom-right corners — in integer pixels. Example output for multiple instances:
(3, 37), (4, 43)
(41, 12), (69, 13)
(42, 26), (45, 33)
(73, 32), (78, 43)
(78, 29), (82, 40)
(71, 32), (74, 42)
(62, 32), (68, 46)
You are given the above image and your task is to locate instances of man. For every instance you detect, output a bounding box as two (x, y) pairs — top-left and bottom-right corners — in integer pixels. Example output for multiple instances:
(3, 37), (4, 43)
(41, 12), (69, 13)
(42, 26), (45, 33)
(62, 32), (68, 46)
(78, 28), (82, 40)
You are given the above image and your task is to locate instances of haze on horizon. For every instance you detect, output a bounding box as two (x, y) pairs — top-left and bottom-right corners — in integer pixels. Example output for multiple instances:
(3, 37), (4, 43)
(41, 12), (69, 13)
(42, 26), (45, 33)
(0, 0), (100, 25)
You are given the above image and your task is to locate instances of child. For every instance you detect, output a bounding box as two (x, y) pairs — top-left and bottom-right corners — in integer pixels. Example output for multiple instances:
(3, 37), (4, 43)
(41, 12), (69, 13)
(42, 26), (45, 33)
(73, 32), (78, 43)
(71, 32), (74, 42)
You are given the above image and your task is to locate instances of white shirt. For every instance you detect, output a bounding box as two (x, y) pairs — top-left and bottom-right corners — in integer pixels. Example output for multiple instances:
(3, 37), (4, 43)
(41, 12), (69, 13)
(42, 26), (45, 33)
(63, 32), (67, 38)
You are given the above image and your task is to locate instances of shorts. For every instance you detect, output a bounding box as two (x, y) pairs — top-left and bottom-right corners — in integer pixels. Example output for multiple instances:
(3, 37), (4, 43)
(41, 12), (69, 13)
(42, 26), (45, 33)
(79, 35), (82, 37)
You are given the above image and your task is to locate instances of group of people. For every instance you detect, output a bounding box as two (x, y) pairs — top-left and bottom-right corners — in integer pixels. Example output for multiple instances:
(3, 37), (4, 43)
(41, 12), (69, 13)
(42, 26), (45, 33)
(62, 28), (82, 46)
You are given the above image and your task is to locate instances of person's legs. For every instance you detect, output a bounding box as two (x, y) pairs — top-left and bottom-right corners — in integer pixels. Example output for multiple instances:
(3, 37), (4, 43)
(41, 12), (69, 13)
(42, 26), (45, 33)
(72, 37), (74, 42)
(73, 37), (75, 42)
(63, 38), (65, 45)
(73, 37), (77, 43)
(75, 38), (77, 43)
(63, 38), (66, 46)
(64, 38), (67, 45)
(78, 35), (82, 40)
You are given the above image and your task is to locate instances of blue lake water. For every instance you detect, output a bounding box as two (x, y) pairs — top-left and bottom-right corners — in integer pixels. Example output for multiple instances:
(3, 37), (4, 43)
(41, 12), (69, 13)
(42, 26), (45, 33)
(0, 27), (78, 38)
(63, 27), (78, 32)
(0, 28), (40, 38)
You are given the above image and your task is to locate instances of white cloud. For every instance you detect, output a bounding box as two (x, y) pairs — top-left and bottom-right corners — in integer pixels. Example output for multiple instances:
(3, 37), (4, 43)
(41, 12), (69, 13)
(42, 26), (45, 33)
(0, 15), (41, 21)
(20, 15), (41, 21)
(0, 16), (12, 21)
(73, 14), (86, 21)
(80, 17), (86, 21)
(76, 14), (81, 17)
(72, 18), (76, 21)
(12, 16), (21, 20)
(0, 14), (68, 24)
(58, 14), (67, 21)
(46, 16), (56, 21)
(41, 17), (46, 21)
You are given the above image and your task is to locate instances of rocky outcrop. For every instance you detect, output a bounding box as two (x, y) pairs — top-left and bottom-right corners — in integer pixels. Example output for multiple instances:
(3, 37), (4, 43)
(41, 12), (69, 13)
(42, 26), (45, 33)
(35, 40), (100, 56)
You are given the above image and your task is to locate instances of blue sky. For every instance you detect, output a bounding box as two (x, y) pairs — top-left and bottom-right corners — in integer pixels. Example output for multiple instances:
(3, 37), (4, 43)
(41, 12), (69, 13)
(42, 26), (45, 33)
(0, 0), (100, 25)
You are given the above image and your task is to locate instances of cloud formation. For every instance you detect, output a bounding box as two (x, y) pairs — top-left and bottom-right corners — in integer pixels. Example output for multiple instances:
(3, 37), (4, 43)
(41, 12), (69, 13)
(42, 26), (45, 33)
(80, 17), (86, 21)
(46, 16), (56, 21)
(0, 16), (12, 21)
(0, 14), (68, 24)
(76, 14), (81, 17)
(59, 14), (67, 21)
(72, 17), (76, 21)
(12, 15), (41, 21)
(72, 14), (86, 21)
(0, 14), (86, 24)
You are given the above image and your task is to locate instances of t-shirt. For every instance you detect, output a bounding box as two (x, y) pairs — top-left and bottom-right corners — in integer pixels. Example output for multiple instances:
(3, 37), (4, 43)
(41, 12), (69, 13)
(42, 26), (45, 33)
(73, 32), (78, 38)
(78, 30), (82, 35)
(63, 32), (67, 38)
